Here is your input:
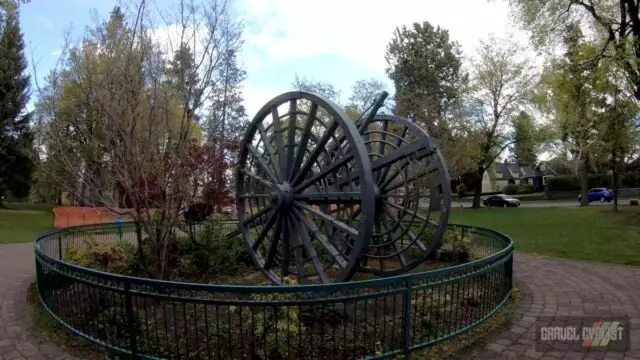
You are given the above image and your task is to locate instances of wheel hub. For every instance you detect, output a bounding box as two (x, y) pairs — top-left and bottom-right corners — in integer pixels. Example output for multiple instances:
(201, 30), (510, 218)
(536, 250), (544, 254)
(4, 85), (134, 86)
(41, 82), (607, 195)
(273, 182), (294, 209)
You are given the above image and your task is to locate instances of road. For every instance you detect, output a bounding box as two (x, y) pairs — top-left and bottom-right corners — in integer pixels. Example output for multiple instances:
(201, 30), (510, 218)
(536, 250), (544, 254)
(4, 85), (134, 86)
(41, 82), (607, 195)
(449, 198), (634, 208)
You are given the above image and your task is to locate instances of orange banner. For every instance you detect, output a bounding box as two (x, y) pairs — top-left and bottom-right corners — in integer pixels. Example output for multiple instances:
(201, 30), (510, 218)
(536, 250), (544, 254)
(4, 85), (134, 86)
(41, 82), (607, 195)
(53, 207), (135, 228)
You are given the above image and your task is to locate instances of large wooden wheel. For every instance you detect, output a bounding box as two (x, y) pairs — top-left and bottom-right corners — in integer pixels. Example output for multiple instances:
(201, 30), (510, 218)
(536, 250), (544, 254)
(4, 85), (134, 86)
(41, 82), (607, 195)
(235, 91), (376, 284)
(357, 114), (452, 276)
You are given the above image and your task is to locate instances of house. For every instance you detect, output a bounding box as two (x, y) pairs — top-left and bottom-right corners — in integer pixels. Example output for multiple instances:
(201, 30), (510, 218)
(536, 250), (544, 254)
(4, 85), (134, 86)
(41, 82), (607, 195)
(481, 160), (557, 193)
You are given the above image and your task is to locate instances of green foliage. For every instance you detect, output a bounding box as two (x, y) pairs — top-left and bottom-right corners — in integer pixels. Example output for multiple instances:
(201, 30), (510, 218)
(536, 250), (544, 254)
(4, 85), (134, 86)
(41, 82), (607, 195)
(517, 184), (535, 194)
(64, 238), (129, 274)
(385, 21), (467, 138)
(115, 240), (149, 274)
(172, 218), (252, 279)
(508, 0), (640, 100)
(0, 1), (33, 201)
(503, 184), (519, 195)
(92, 306), (142, 345)
(250, 277), (302, 359)
(411, 290), (453, 338)
(438, 228), (479, 263)
(545, 173), (640, 192)
(510, 111), (538, 166)
(291, 74), (341, 103)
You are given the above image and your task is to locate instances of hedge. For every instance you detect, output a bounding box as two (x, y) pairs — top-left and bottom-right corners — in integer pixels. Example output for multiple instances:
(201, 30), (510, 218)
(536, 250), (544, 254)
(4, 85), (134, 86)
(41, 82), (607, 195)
(545, 173), (640, 192)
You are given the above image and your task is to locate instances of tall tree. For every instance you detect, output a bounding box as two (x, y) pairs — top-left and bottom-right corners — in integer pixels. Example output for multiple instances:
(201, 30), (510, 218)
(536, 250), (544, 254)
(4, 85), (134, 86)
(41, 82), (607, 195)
(0, 1), (33, 207)
(385, 21), (467, 136)
(206, 48), (247, 210)
(594, 80), (639, 211)
(507, 0), (640, 100)
(538, 25), (608, 206)
(35, 0), (244, 278)
(510, 111), (538, 166)
(345, 78), (391, 118)
(466, 35), (537, 208)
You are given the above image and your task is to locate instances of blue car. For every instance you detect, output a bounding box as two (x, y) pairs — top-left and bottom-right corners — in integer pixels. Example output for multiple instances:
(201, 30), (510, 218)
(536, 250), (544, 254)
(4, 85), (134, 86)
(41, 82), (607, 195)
(577, 188), (614, 203)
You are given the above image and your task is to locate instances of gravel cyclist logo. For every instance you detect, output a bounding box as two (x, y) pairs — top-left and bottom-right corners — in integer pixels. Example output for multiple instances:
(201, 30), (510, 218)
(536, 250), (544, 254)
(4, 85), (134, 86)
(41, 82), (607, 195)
(536, 317), (629, 352)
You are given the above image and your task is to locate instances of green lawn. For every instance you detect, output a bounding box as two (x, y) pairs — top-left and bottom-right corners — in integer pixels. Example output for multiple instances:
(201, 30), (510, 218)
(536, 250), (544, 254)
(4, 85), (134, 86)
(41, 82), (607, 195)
(449, 206), (640, 266)
(0, 203), (53, 243)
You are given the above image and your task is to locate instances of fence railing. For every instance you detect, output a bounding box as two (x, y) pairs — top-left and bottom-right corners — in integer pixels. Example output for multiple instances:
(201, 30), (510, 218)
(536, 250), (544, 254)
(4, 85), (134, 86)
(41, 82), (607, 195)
(35, 221), (513, 359)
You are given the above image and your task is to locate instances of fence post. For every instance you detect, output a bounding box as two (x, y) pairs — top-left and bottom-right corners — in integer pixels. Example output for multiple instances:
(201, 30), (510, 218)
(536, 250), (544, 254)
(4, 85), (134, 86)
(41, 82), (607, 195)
(124, 281), (138, 357)
(402, 279), (412, 357)
(505, 253), (513, 295)
(57, 234), (62, 260)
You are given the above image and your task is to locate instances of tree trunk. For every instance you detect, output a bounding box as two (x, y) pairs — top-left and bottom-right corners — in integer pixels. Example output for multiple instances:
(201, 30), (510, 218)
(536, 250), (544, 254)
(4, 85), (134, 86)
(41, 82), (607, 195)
(472, 168), (484, 209)
(580, 157), (589, 207)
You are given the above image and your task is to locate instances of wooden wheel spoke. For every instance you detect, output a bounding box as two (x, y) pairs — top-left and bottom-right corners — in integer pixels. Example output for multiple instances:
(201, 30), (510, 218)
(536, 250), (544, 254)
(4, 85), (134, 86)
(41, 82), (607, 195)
(286, 100), (297, 180)
(264, 216), (283, 269)
(371, 140), (433, 173)
(290, 103), (318, 182)
(381, 160), (438, 192)
(247, 144), (278, 182)
(295, 191), (362, 205)
(256, 123), (281, 182)
(297, 213), (348, 269)
(281, 214), (291, 277)
(237, 193), (271, 199)
(374, 120), (390, 183)
(377, 126), (408, 186)
(292, 120), (340, 186)
(294, 201), (358, 238)
(241, 168), (275, 188)
(294, 153), (355, 193)
(292, 208), (329, 283)
(241, 206), (274, 226)
(271, 107), (287, 179)
(284, 216), (307, 283)
(252, 209), (279, 250)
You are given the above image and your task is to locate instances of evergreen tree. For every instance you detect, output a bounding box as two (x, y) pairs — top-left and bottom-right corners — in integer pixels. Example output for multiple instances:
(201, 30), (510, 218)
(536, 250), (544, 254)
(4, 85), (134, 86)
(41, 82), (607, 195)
(0, 2), (33, 206)
(205, 48), (247, 208)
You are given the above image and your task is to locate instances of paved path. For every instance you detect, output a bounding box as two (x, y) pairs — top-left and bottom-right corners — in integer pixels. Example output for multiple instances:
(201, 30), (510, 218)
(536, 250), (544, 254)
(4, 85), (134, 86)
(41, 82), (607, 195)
(0, 243), (79, 360)
(0, 244), (638, 359)
(468, 253), (640, 360)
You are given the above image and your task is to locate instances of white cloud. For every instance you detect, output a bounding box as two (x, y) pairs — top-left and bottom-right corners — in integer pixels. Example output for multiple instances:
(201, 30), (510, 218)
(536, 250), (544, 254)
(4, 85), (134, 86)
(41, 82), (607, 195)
(242, 84), (282, 121)
(239, 0), (527, 74)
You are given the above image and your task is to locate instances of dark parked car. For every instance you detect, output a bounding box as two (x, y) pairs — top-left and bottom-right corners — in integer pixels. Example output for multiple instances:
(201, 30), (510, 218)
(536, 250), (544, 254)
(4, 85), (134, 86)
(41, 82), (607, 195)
(577, 188), (614, 203)
(482, 194), (521, 207)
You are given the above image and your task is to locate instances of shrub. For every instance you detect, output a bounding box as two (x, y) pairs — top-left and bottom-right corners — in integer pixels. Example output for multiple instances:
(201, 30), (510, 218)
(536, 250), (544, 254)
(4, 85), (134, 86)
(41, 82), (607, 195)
(438, 227), (478, 263)
(250, 277), (302, 359)
(92, 307), (142, 344)
(172, 218), (252, 279)
(115, 240), (149, 274)
(64, 238), (129, 274)
(183, 202), (214, 223)
(503, 184), (519, 195)
(456, 183), (467, 198)
(517, 184), (535, 194)
(630, 199), (639, 206)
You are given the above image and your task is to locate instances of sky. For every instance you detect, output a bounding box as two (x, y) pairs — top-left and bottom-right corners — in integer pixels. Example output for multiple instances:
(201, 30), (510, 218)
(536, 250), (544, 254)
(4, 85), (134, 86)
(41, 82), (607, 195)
(19, 0), (530, 122)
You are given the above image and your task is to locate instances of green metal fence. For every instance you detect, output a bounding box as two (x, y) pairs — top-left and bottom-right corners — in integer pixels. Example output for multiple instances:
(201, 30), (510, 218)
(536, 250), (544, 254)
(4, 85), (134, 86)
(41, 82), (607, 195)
(35, 221), (513, 359)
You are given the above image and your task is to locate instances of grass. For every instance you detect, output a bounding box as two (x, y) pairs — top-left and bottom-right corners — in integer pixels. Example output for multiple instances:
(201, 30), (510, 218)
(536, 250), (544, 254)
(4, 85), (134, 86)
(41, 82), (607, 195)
(0, 202), (53, 243)
(449, 206), (640, 266)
